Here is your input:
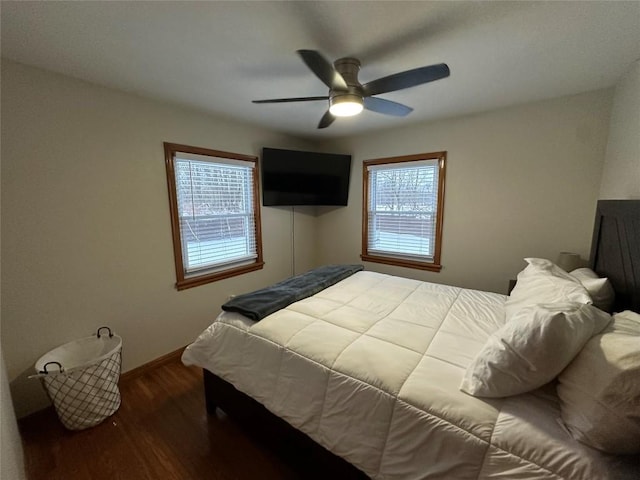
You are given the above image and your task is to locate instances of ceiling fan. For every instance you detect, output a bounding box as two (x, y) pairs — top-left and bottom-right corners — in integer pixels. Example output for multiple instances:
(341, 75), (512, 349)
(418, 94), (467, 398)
(252, 50), (450, 129)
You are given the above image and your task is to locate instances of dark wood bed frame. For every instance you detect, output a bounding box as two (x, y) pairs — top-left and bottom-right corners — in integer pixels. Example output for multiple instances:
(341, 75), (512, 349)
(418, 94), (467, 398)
(203, 199), (640, 478)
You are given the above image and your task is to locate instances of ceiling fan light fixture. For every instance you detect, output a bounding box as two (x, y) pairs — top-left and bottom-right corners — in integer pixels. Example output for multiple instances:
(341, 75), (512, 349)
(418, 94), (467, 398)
(329, 93), (364, 117)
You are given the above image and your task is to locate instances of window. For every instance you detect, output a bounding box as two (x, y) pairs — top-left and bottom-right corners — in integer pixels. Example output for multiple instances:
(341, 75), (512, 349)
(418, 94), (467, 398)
(164, 143), (263, 290)
(362, 152), (446, 272)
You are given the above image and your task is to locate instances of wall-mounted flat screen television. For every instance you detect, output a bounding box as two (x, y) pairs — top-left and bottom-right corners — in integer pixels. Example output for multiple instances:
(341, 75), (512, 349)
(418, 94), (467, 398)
(261, 147), (351, 206)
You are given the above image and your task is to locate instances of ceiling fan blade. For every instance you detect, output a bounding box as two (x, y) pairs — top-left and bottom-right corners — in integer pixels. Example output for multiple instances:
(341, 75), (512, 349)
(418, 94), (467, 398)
(364, 97), (413, 117)
(317, 110), (335, 129)
(252, 96), (328, 104)
(363, 63), (450, 96)
(297, 50), (348, 91)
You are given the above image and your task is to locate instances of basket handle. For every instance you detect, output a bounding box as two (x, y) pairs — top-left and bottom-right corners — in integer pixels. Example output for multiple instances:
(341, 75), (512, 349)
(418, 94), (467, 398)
(96, 326), (113, 338)
(39, 361), (64, 374)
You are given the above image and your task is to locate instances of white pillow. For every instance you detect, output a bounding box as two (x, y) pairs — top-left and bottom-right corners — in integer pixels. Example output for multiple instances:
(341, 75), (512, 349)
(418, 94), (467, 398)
(460, 302), (611, 398)
(557, 310), (640, 454)
(505, 258), (592, 321)
(569, 267), (615, 312)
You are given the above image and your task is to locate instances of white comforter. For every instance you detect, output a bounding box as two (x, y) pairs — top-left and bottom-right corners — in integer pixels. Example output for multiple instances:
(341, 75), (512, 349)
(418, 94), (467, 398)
(182, 271), (634, 479)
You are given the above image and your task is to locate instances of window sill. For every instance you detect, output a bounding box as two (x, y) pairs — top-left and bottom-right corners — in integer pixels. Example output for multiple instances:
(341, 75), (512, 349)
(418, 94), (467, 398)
(360, 254), (442, 272)
(176, 261), (265, 290)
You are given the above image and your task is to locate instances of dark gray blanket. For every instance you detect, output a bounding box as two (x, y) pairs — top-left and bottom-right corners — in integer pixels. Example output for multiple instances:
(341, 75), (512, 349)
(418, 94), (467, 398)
(221, 264), (364, 321)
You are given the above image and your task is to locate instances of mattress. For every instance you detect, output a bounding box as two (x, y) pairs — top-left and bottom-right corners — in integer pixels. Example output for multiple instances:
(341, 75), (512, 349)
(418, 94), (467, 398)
(182, 271), (635, 479)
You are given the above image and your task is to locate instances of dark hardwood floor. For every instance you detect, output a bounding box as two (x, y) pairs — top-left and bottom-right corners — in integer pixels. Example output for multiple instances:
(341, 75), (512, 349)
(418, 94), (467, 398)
(19, 357), (304, 480)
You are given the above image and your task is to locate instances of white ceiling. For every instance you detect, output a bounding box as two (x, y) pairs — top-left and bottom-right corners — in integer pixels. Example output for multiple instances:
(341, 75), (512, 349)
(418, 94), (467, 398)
(2, 1), (639, 139)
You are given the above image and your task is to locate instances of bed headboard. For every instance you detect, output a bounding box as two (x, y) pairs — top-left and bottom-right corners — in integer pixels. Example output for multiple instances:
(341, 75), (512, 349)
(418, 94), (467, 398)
(589, 200), (640, 313)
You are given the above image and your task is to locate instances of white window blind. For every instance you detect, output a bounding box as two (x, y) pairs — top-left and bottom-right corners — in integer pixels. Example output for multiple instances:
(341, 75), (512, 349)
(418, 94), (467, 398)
(367, 159), (440, 262)
(174, 154), (257, 275)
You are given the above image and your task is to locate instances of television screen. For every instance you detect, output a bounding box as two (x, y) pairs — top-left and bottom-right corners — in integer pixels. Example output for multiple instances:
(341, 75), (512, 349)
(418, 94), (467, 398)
(261, 148), (351, 206)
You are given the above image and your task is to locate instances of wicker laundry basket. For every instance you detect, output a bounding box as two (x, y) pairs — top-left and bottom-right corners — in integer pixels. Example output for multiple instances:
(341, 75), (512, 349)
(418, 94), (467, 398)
(33, 327), (122, 430)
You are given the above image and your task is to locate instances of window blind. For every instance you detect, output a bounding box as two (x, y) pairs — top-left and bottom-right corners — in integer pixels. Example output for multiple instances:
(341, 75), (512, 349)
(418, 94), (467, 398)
(367, 159), (439, 262)
(174, 155), (257, 275)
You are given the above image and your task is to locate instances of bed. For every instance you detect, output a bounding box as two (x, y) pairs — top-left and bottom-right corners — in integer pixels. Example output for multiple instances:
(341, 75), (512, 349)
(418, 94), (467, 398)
(182, 200), (640, 479)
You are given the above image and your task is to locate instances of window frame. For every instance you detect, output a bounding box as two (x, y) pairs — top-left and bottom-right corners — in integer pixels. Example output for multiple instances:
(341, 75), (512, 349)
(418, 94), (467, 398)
(164, 142), (264, 290)
(361, 151), (447, 272)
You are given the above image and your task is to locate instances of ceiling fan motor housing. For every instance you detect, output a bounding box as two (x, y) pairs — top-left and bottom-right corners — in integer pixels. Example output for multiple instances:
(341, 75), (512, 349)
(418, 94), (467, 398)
(333, 57), (362, 87)
(330, 57), (364, 114)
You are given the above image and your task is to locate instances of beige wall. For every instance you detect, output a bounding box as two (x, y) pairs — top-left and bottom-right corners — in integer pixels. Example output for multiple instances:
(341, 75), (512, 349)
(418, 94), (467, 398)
(600, 60), (640, 199)
(0, 60), (317, 416)
(316, 90), (613, 294)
